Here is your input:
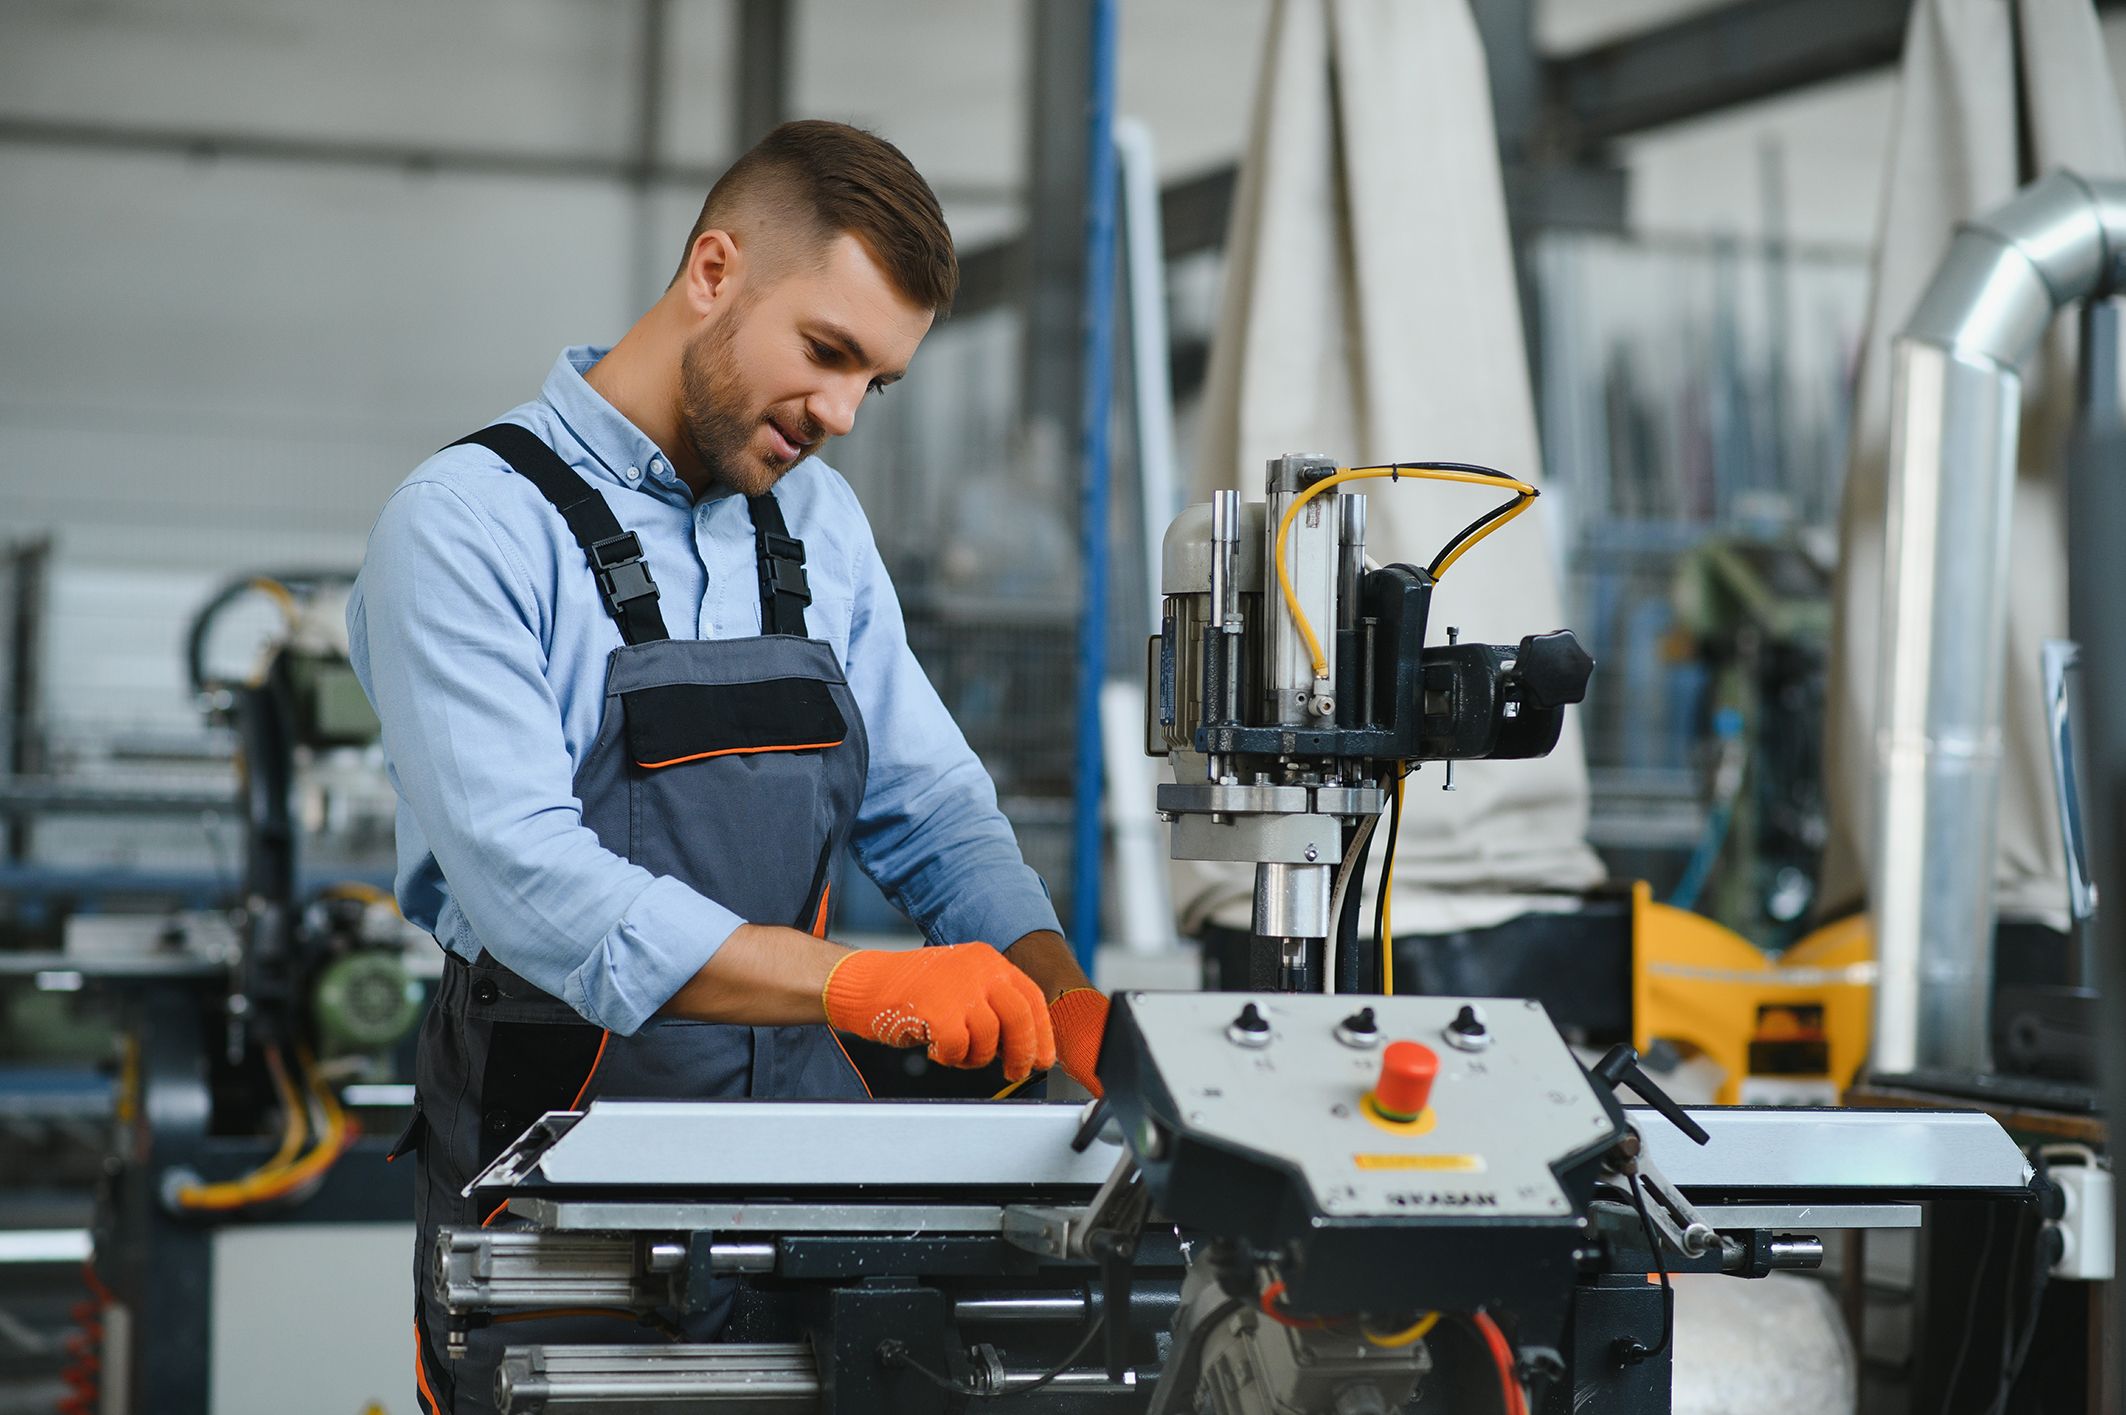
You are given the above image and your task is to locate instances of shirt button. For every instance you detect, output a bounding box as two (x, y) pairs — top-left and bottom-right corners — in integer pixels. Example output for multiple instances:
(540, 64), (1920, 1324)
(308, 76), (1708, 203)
(625, 466), (641, 481)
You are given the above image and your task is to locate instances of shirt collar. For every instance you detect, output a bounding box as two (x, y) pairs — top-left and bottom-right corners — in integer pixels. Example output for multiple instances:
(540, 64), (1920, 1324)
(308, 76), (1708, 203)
(540, 345), (691, 498)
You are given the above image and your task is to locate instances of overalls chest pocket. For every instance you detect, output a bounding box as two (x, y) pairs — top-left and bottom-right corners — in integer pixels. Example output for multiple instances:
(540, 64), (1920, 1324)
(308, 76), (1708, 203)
(621, 676), (849, 768)
(616, 675), (852, 924)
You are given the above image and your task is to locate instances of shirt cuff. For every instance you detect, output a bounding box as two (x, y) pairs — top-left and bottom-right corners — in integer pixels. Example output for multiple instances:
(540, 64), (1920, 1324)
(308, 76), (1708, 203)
(563, 875), (745, 1035)
(926, 868), (1063, 953)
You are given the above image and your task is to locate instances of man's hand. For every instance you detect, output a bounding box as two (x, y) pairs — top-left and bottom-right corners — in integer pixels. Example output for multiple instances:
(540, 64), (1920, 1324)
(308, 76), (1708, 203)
(1046, 988), (1110, 1097)
(998, 929), (1107, 1094)
(823, 943), (1057, 1080)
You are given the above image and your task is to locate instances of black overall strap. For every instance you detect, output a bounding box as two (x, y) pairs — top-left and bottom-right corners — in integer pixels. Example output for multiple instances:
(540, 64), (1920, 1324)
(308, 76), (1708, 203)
(452, 424), (670, 645)
(747, 491), (811, 637)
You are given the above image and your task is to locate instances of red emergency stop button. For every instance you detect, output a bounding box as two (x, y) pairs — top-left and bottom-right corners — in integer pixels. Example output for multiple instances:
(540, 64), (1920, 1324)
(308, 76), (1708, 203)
(1370, 1040), (1438, 1122)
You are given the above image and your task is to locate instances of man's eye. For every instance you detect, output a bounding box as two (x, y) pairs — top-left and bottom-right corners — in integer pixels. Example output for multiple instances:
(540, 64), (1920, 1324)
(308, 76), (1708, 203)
(809, 341), (834, 363)
(867, 380), (888, 398)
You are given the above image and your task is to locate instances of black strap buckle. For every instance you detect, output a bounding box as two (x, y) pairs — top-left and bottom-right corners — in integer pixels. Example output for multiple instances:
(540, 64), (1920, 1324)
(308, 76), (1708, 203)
(590, 532), (658, 608)
(757, 531), (811, 607)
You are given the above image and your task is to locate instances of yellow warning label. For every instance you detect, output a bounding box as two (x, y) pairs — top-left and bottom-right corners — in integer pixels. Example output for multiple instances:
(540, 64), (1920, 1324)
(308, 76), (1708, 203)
(1353, 1153), (1486, 1172)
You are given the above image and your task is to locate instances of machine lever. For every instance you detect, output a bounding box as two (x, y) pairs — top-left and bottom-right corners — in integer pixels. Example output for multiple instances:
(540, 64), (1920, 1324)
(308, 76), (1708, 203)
(1591, 1044), (1711, 1146)
(1070, 1098), (1112, 1154)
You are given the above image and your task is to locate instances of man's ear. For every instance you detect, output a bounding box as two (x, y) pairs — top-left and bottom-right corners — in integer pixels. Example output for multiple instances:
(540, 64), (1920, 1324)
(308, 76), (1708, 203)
(680, 229), (740, 315)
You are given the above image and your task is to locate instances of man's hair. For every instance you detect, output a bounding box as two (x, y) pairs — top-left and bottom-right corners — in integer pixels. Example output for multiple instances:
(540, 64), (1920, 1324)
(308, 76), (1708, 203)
(674, 120), (958, 312)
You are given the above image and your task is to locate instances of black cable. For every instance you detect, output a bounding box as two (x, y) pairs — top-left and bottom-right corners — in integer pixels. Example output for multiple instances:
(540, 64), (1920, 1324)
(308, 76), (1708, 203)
(1334, 818), (1369, 993)
(1424, 498), (1530, 581)
(1987, 1213), (2028, 1408)
(1148, 1296), (1247, 1409)
(1937, 1202), (2002, 1414)
(880, 1301), (1108, 1401)
(1347, 460), (1537, 583)
(1619, 1171), (1675, 1364)
(1371, 768), (1407, 994)
(184, 568), (354, 693)
(1982, 1218), (2059, 1415)
(1363, 459), (1526, 483)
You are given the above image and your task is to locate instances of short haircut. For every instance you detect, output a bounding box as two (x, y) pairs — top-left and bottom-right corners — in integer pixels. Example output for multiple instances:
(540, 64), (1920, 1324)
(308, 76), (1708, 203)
(675, 120), (958, 313)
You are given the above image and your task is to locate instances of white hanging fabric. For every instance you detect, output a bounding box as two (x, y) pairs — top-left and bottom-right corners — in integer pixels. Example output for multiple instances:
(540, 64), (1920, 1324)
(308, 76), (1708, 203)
(1174, 0), (1603, 938)
(1820, 0), (2126, 928)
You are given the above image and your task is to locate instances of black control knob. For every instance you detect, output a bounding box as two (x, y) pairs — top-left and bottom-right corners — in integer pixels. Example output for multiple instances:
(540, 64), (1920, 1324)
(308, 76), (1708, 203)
(1227, 1002), (1273, 1048)
(1445, 1004), (1493, 1053)
(1334, 1006), (1381, 1048)
(1514, 630), (1594, 709)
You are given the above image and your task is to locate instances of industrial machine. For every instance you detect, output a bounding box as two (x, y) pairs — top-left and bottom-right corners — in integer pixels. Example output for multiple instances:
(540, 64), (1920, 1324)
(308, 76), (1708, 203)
(446, 1000), (2029, 1413)
(434, 455), (2036, 1412)
(8, 572), (429, 1413)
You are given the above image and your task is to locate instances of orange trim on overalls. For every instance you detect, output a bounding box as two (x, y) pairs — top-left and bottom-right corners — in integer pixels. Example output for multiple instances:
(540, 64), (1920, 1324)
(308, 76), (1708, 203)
(812, 883), (874, 1099)
(567, 1030), (612, 1110)
(635, 738), (846, 770)
(413, 1322), (443, 1414)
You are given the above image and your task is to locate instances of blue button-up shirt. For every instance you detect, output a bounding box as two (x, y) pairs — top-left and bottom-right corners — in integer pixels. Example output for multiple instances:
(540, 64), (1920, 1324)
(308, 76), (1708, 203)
(348, 346), (1060, 1035)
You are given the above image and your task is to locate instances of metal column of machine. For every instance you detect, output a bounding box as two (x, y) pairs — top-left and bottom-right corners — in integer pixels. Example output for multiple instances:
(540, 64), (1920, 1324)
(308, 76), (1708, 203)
(1870, 169), (2126, 1074)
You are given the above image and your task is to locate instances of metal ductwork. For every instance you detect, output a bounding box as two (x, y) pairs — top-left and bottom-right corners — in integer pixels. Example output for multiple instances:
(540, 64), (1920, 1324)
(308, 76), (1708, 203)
(1872, 168), (2126, 1075)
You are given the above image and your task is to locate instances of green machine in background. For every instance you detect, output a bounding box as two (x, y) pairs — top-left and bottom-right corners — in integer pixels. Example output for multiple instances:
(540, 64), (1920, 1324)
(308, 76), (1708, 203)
(60, 571), (430, 1414)
(1668, 536), (1833, 949)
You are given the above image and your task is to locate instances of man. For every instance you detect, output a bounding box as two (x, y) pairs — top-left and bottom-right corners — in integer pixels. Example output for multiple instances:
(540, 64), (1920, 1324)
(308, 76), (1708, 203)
(349, 120), (1112, 1414)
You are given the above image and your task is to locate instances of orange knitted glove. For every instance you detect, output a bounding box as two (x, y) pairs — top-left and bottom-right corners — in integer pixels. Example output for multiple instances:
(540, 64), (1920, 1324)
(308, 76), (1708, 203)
(1048, 988), (1110, 1097)
(823, 943), (1057, 1080)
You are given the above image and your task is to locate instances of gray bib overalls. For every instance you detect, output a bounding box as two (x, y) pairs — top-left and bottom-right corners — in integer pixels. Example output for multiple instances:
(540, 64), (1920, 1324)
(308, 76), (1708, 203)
(403, 424), (871, 1413)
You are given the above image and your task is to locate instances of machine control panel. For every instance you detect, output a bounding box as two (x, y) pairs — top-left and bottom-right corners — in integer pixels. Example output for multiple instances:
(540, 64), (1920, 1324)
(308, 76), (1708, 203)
(1105, 992), (1621, 1222)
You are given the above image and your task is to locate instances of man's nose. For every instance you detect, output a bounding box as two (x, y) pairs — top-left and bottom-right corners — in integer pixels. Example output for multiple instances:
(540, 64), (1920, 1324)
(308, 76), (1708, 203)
(807, 376), (865, 440)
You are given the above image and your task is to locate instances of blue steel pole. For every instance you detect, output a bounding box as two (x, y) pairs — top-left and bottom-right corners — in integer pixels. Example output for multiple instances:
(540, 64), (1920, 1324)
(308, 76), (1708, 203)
(1068, 0), (1120, 975)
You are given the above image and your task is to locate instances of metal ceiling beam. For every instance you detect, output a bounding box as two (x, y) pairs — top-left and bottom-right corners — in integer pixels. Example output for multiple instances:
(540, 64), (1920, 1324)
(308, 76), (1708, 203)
(1019, 0), (1098, 458)
(1552, 0), (2126, 152)
(0, 115), (1012, 208)
(1548, 0), (1912, 150)
(733, 0), (792, 149)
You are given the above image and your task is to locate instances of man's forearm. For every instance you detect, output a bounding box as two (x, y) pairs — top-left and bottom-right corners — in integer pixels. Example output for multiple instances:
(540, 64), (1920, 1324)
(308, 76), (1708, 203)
(658, 925), (1089, 1028)
(1003, 929), (1094, 1004)
(659, 924), (850, 1024)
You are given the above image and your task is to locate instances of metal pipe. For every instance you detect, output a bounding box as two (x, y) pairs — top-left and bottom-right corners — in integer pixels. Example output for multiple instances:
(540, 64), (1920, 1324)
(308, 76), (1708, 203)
(1255, 863), (1332, 940)
(1065, 0), (1121, 973)
(955, 1293), (1091, 1324)
(1118, 116), (1181, 637)
(1207, 489), (1240, 783)
(1211, 490), (1240, 632)
(2067, 298), (2121, 989)
(1871, 169), (2126, 1074)
(1764, 1236), (1824, 1270)
(1338, 493), (1368, 633)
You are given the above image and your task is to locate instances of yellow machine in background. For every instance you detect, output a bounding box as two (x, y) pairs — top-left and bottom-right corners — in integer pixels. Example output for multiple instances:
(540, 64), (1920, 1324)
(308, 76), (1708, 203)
(1631, 881), (1874, 1105)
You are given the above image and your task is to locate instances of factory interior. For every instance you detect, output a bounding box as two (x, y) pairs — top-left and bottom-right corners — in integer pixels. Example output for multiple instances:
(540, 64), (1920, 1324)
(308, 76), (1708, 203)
(4, 0), (2126, 1411)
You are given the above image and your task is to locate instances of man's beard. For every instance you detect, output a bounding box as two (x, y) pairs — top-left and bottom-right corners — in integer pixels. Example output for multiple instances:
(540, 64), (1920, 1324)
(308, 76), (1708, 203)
(677, 315), (822, 498)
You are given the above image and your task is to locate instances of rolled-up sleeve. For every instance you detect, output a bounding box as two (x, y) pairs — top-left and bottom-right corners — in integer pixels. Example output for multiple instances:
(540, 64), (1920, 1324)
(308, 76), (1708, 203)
(841, 525), (1063, 950)
(350, 479), (741, 1033)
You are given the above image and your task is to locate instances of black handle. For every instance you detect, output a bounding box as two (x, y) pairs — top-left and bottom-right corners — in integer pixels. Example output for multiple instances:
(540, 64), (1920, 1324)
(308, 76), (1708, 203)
(1593, 1043), (1711, 1146)
(1515, 630), (1594, 709)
